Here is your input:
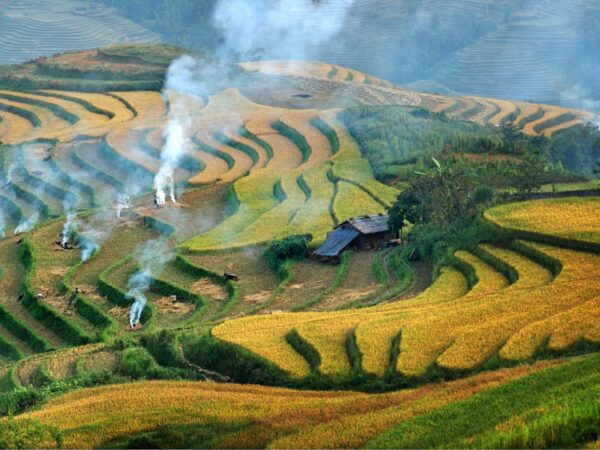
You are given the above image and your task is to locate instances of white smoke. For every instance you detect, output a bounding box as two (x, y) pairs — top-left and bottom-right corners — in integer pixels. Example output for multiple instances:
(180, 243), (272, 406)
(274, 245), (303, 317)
(14, 211), (39, 235)
(126, 271), (150, 328)
(75, 210), (114, 262)
(80, 237), (100, 262)
(560, 84), (600, 127)
(126, 238), (174, 327)
(115, 193), (131, 219)
(61, 212), (77, 247)
(212, 0), (355, 61)
(6, 162), (17, 184)
(0, 210), (5, 239)
(153, 56), (202, 206)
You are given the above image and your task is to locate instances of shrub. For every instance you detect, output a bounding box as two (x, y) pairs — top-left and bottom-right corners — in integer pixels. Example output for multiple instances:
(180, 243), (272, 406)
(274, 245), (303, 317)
(0, 418), (63, 449)
(118, 347), (159, 378)
(263, 234), (313, 272)
(141, 330), (183, 368)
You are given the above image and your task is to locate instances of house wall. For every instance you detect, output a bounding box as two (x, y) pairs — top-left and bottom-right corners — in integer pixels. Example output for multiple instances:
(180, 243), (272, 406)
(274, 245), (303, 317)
(352, 231), (387, 250)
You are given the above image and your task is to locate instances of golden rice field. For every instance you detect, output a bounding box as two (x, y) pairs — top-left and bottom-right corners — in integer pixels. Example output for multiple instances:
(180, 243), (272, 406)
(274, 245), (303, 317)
(213, 227), (600, 380)
(485, 197), (600, 245)
(0, 57), (595, 374)
(16, 360), (560, 448)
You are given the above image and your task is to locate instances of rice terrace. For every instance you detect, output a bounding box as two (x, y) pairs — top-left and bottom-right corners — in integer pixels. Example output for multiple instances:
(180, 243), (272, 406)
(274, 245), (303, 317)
(0, 0), (598, 448)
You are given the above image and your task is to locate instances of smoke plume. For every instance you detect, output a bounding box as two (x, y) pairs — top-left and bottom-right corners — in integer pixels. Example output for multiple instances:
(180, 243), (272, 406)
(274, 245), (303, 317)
(0, 210), (5, 239)
(115, 193), (131, 219)
(212, 0), (355, 61)
(14, 211), (39, 235)
(126, 238), (174, 327)
(153, 56), (203, 206)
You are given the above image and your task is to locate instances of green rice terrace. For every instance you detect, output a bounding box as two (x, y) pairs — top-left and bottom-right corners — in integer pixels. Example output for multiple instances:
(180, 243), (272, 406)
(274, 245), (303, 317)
(0, 42), (598, 448)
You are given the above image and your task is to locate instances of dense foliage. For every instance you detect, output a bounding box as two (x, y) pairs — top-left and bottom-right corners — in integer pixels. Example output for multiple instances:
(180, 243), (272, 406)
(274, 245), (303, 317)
(338, 107), (490, 180)
(341, 106), (600, 180)
(0, 418), (62, 449)
(264, 234), (313, 272)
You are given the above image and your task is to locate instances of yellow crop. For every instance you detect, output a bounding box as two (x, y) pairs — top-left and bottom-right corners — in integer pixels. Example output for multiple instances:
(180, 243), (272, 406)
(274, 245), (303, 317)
(0, 96), (69, 141)
(521, 104), (587, 136)
(44, 90), (136, 123)
(18, 361), (558, 449)
(358, 267), (469, 378)
(183, 170), (280, 251)
(197, 132), (255, 182)
(246, 115), (304, 169)
(455, 250), (509, 296)
(229, 170), (305, 247)
(282, 165), (335, 245)
(417, 93), (457, 113)
(332, 158), (399, 206)
(0, 108), (36, 144)
(214, 240), (600, 378)
(112, 91), (166, 125)
(478, 244), (552, 289)
(485, 98), (519, 125)
(485, 197), (600, 244)
(317, 109), (362, 161)
(544, 117), (586, 137)
(239, 60), (334, 81)
(280, 110), (333, 167)
(334, 181), (387, 223)
(462, 97), (497, 125)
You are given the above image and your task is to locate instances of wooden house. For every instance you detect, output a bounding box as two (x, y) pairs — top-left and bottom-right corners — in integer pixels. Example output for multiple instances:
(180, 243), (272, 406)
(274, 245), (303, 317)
(313, 214), (392, 262)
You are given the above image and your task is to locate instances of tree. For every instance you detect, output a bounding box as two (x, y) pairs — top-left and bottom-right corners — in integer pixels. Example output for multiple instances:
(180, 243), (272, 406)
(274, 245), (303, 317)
(388, 158), (479, 235)
(499, 112), (521, 145)
(509, 152), (549, 195)
(388, 208), (405, 241)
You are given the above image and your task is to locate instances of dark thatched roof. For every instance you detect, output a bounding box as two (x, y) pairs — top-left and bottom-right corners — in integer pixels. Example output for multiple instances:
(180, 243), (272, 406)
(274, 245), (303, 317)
(313, 228), (360, 257)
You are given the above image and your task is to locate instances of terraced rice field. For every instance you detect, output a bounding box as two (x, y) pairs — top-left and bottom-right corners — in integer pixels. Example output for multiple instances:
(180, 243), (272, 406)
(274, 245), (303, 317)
(241, 60), (589, 137)
(0, 59), (595, 384)
(14, 355), (597, 448)
(213, 197), (600, 380)
(485, 197), (600, 245)
(0, 0), (160, 65)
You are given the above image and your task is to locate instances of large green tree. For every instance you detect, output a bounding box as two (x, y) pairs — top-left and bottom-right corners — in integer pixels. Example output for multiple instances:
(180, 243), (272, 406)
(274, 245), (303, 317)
(388, 158), (478, 236)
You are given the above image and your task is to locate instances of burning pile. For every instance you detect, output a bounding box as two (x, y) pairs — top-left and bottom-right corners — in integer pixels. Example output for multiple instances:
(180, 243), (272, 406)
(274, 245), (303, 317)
(125, 239), (174, 328)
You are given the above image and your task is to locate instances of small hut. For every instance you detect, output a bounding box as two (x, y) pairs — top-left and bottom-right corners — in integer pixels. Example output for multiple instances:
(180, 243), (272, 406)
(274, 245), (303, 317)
(313, 214), (392, 262)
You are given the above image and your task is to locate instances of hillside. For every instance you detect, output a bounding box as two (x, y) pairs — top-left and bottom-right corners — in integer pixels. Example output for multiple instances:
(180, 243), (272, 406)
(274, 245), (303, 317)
(3, 1), (600, 106)
(0, 0), (161, 65)
(0, 44), (597, 448)
(13, 355), (599, 448)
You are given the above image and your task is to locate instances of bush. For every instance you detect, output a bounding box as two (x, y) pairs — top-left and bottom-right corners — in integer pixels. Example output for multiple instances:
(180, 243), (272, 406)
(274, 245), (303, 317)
(141, 330), (183, 368)
(264, 234), (313, 272)
(0, 418), (63, 449)
(118, 347), (159, 378)
(185, 335), (286, 386)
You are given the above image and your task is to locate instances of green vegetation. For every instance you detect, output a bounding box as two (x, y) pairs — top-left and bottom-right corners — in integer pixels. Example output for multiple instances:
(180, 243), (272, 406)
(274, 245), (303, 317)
(366, 354), (600, 448)
(339, 107), (491, 180)
(0, 37), (596, 449)
(0, 418), (63, 449)
(340, 106), (600, 180)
